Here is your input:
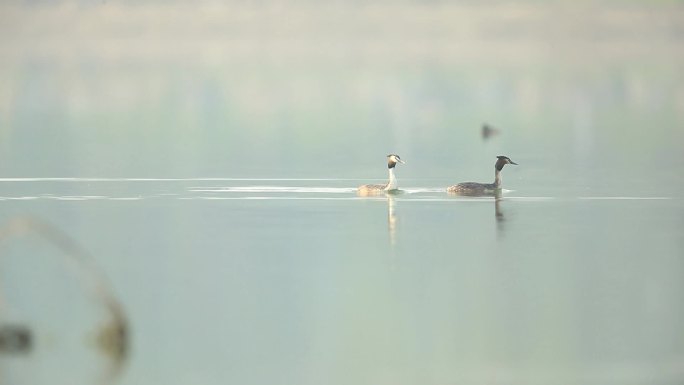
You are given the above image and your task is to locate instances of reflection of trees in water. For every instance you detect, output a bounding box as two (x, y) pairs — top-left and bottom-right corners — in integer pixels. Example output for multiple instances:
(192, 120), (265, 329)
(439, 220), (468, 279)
(0, 218), (128, 385)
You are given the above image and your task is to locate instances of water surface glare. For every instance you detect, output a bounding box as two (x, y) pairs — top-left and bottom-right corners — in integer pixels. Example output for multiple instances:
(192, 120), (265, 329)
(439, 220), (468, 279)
(0, 179), (677, 202)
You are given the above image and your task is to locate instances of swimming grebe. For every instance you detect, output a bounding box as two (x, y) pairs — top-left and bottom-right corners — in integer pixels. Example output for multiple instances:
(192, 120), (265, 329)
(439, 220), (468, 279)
(357, 154), (405, 195)
(447, 155), (517, 195)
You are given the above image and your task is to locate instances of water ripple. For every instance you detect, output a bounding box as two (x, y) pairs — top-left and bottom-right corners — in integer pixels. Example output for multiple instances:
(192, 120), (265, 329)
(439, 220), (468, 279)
(188, 186), (356, 194)
(0, 178), (677, 203)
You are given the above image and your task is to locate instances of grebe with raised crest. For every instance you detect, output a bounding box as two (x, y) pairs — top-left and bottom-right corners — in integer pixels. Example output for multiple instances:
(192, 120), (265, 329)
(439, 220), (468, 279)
(357, 154), (405, 196)
(447, 156), (517, 195)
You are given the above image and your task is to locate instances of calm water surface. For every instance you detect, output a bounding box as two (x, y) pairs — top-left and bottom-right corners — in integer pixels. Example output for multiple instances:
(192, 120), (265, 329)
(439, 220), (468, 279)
(1, 2), (684, 385)
(2, 177), (683, 384)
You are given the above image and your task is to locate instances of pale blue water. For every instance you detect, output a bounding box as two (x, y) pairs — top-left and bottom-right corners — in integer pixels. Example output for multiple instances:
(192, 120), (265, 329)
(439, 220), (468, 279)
(2, 2), (684, 385)
(2, 178), (683, 384)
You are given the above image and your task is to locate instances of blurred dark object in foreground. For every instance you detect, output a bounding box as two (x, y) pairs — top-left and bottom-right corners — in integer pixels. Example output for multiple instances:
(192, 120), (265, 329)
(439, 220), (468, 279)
(0, 324), (32, 354)
(0, 217), (129, 384)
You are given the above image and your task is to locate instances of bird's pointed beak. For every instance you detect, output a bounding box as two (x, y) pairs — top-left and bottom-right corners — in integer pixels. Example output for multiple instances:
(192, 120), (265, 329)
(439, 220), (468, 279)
(398, 159), (405, 164)
(510, 160), (518, 165)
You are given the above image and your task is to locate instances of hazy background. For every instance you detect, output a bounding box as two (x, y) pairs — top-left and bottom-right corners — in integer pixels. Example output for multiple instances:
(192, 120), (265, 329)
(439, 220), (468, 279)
(1, 1), (683, 180)
(1, 2), (684, 385)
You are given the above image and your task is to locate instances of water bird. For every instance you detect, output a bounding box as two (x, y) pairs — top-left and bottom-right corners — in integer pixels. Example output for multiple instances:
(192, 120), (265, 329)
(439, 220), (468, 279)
(447, 156), (517, 195)
(357, 154), (405, 196)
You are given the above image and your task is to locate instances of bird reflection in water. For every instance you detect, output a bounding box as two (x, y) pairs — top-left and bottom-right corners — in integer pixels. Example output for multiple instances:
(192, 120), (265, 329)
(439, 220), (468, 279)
(448, 188), (508, 233)
(387, 195), (397, 246)
(493, 190), (507, 235)
(357, 189), (401, 246)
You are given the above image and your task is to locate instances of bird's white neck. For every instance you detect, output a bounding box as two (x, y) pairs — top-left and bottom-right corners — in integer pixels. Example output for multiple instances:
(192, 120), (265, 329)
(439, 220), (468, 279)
(494, 168), (502, 188)
(385, 167), (398, 190)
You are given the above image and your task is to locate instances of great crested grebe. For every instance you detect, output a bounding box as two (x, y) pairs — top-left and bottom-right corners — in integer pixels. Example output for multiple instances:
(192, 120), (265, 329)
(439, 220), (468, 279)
(357, 154), (405, 195)
(447, 155), (517, 195)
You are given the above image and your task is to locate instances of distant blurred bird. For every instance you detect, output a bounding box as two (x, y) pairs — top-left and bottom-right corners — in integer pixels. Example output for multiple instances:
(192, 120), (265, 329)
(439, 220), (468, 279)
(481, 123), (501, 139)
